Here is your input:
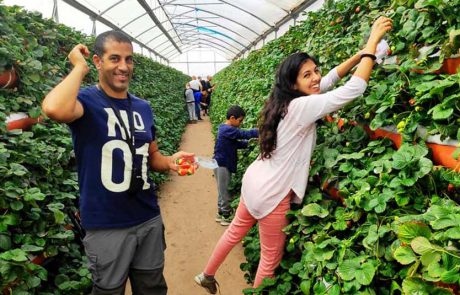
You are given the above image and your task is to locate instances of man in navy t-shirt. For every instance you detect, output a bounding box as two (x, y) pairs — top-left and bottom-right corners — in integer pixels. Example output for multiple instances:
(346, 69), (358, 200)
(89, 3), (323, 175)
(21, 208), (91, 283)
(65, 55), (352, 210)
(42, 30), (194, 294)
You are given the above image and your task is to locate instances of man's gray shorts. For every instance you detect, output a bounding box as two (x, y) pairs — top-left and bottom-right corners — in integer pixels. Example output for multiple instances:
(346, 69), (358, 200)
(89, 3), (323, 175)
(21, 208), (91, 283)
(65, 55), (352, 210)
(83, 215), (166, 291)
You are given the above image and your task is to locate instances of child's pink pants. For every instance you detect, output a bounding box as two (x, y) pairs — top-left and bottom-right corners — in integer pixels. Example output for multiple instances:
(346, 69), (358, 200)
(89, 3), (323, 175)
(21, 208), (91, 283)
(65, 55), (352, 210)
(203, 194), (290, 287)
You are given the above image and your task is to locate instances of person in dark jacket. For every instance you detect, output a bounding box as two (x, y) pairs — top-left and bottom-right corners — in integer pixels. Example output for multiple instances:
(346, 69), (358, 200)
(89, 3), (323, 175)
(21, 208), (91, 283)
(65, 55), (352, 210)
(213, 105), (258, 225)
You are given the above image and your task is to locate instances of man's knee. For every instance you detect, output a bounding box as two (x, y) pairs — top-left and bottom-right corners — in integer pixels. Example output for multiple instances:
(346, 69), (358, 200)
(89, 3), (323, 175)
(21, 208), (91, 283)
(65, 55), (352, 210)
(129, 268), (168, 295)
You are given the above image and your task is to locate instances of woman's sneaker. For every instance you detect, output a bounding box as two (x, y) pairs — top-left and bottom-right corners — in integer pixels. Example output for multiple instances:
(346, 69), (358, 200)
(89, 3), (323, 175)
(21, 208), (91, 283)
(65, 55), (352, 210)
(194, 273), (219, 294)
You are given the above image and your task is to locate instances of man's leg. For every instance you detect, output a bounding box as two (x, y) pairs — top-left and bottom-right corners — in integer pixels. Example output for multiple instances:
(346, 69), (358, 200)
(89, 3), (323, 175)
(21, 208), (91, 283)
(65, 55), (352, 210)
(129, 215), (167, 295)
(83, 227), (137, 294)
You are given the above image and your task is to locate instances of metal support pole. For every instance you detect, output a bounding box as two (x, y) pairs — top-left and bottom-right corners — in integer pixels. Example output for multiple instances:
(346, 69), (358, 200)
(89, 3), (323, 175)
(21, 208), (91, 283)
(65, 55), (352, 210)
(91, 18), (96, 36)
(52, 0), (59, 22)
(186, 52), (190, 76)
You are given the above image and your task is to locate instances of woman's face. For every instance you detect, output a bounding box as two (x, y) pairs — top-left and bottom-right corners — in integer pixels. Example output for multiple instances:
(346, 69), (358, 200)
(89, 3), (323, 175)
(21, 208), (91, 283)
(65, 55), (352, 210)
(293, 59), (321, 95)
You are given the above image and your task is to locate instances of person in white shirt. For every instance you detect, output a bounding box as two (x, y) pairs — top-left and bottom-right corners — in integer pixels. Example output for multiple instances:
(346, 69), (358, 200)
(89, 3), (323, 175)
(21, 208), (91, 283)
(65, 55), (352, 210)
(189, 75), (202, 92)
(194, 16), (393, 294)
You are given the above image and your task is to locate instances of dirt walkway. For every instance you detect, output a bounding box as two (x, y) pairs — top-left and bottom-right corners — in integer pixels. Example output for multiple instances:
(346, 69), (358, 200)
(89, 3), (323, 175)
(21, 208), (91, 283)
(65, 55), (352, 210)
(160, 116), (249, 294)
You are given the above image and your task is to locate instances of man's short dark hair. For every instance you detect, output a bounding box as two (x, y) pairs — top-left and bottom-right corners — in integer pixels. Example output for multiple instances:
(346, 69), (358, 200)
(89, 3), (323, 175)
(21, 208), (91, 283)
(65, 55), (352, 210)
(226, 105), (245, 119)
(94, 30), (132, 57)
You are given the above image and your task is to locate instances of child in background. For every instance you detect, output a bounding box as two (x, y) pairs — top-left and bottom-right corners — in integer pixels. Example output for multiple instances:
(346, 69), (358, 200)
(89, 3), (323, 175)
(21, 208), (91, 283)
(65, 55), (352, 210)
(213, 105), (258, 226)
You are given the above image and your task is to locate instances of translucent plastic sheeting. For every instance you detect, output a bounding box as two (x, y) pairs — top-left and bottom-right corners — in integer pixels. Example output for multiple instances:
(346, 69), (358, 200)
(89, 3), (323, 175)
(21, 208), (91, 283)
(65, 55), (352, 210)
(3, 0), (321, 62)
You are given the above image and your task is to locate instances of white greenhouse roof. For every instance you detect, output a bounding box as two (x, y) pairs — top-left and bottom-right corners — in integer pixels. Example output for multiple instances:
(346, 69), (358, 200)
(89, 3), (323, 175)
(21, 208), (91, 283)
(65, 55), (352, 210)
(3, 0), (324, 74)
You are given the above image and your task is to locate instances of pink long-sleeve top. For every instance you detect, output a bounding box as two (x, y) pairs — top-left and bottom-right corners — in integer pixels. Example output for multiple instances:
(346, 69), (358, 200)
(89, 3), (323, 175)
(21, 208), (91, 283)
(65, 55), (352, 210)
(241, 68), (368, 219)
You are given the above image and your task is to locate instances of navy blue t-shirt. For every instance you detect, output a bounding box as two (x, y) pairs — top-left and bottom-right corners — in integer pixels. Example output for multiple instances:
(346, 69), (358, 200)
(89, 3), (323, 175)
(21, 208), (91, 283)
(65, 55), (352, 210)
(69, 86), (160, 229)
(213, 124), (258, 173)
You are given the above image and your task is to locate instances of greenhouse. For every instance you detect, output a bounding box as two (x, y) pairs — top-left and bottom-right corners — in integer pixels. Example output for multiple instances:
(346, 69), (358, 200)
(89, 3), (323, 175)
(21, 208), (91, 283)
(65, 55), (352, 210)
(1, 0), (460, 294)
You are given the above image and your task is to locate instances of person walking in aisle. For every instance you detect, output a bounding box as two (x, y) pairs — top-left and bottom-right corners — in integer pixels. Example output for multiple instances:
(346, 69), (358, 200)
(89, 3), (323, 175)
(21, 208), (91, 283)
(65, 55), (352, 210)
(213, 105), (258, 226)
(189, 75), (203, 120)
(42, 30), (194, 295)
(185, 82), (198, 123)
(202, 75), (214, 116)
(194, 16), (393, 294)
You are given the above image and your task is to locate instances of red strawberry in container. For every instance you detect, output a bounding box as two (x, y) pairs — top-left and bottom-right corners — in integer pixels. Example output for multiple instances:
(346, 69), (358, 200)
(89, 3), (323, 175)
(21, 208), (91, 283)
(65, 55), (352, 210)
(175, 157), (196, 176)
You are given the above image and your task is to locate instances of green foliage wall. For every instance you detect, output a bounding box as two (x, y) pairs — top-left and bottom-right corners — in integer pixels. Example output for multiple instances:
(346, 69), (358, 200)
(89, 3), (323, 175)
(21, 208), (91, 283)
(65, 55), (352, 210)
(0, 3), (189, 293)
(209, 0), (460, 294)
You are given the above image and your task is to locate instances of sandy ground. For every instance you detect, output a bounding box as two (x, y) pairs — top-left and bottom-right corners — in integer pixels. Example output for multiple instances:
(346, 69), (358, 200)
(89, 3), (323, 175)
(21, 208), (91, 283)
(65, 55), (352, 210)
(127, 116), (249, 294)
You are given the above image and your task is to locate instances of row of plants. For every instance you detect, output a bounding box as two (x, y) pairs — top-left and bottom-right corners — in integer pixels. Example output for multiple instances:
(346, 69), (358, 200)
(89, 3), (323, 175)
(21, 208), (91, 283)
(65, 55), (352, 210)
(209, 0), (460, 294)
(0, 2), (189, 293)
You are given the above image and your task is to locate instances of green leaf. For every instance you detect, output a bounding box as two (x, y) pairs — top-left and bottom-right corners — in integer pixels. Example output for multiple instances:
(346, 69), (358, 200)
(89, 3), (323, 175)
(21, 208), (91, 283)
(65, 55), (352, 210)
(10, 200), (24, 211)
(397, 222), (431, 243)
(394, 246), (416, 265)
(430, 218), (456, 230)
(9, 163), (28, 176)
(440, 267), (460, 284)
(28, 59), (42, 70)
(301, 203), (329, 218)
(0, 234), (12, 250)
(339, 162), (353, 173)
(445, 227), (460, 239)
(26, 275), (41, 288)
(355, 262), (375, 285)
(392, 150), (412, 170)
(402, 278), (430, 295)
(0, 248), (28, 262)
(427, 261), (444, 278)
(328, 284), (340, 295)
(429, 105), (454, 120)
(400, 177), (416, 187)
(338, 152), (365, 160)
(411, 237), (439, 255)
(24, 188), (46, 201)
(453, 148), (460, 160)
(337, 259), (360, 281)
(21, 244), (44, 252)
(300, 280), (311, 295)
(29, 73), (40, 83)
(420, 252), (441, 267)
(415, 158), (433, 178)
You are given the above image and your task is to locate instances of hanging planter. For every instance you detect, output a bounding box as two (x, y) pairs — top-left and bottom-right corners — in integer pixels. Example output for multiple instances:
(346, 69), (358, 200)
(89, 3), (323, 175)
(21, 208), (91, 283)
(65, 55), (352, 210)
(0, 66), (18, 89)
(6, 112), (42, 131)
(364, 124), (460, 171)
(427, 143), (460, 172)
(363, 125), (403, 149)
(440, 56), (460, 74)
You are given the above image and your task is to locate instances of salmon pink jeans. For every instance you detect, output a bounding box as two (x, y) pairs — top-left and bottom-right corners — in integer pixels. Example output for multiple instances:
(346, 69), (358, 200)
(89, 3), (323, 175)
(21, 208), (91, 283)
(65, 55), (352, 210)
(203, 194), (290, 287)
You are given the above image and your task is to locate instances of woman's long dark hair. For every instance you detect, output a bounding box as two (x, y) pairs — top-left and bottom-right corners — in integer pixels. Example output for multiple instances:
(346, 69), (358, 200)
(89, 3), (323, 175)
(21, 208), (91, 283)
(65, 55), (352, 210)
(258, 52), (317, 159)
